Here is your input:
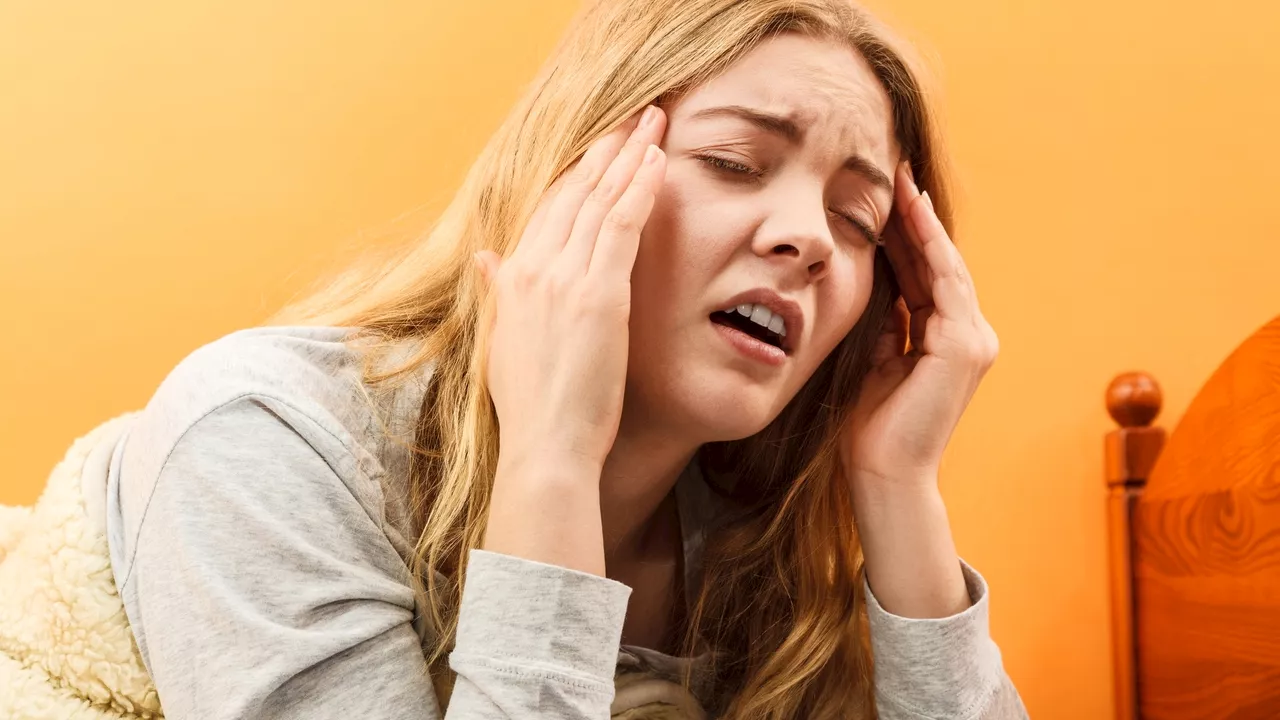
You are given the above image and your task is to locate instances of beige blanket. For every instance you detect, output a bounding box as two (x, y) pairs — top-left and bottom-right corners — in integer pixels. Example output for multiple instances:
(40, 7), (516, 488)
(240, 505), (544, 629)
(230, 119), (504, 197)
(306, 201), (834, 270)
(0, 413), (160, 719)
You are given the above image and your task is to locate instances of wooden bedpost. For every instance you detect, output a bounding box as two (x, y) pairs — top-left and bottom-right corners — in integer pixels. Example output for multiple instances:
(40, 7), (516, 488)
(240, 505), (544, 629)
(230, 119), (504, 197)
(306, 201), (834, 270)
(1104, 372), (1166, 720)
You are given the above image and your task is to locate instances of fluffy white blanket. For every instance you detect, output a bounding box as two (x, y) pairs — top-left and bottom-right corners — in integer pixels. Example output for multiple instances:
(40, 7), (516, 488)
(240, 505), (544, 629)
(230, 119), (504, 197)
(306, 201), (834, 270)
(0, 413), (160, 719)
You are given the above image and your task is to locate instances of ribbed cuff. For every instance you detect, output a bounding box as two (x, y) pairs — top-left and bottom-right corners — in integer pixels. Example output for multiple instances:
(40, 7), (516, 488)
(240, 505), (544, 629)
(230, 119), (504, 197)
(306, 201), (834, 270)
(865, 559), (1002, 718)
(453, 549), (632, 687)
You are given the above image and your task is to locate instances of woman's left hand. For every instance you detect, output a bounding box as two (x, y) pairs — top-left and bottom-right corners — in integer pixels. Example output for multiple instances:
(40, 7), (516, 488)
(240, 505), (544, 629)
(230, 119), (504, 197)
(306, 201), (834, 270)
(839, 161), (999, 490)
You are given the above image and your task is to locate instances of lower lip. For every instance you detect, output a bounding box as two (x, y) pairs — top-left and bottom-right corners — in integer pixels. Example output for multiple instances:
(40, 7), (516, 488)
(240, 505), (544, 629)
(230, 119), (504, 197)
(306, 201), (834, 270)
(711, 319), (787, 367)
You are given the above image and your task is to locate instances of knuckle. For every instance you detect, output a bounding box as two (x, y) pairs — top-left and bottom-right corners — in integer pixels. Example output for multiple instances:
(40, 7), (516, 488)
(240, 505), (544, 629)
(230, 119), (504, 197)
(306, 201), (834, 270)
(565, 161), (597, 189)
(622, 135), (646, 155)
(545, 267), (575, 294)
(568, 288), (597, 317)
(580, 283), (626, 317)
(550, 268), (580, 293)
(577, 281), (609, 306)
(984, 330), (1001, 361)
(962, 334), (995, 366)
(585, 181), (618, 208)
(601, 209), (639, 236)
(504, 266), (534, 293)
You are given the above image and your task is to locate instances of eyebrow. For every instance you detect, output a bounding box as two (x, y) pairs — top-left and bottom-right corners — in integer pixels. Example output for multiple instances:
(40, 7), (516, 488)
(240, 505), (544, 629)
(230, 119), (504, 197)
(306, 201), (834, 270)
(687, 104), (895, 194)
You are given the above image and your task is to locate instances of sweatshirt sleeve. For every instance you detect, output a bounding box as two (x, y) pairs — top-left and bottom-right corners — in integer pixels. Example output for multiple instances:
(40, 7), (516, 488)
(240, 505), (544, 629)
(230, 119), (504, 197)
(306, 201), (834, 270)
(447, 550), (632, 717)
(116, 396), (630, 719)
(865, 560), (1029, 720)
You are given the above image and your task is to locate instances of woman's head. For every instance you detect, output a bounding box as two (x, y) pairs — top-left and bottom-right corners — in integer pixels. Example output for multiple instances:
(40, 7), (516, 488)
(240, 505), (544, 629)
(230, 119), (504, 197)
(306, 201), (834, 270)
(633, 31), (905, 444)
(273, 1), (952, 717)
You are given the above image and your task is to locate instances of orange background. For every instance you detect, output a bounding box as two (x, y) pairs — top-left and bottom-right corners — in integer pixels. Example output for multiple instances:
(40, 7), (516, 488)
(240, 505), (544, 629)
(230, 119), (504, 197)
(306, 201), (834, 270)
(3, 1), (1278, 717)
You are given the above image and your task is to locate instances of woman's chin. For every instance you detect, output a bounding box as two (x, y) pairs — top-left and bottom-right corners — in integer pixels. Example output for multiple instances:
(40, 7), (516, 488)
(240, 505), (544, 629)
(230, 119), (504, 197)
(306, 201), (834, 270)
(669, 377), (784, 442)
(625, 358), (792, 441)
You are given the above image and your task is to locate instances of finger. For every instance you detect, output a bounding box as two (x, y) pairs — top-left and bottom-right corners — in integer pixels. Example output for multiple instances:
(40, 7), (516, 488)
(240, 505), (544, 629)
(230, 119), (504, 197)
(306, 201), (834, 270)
(893, 159), (923, 242)
(895, 164), (976, 321)
(883, 209), (929, 312)
(512, 109), (644, 266)
(514, 177), (564, 256)
(887, 162), (931, 314)
(586, 142), (666, 281)
(909, 192), (975, 321)
(561, 105), (667, 273)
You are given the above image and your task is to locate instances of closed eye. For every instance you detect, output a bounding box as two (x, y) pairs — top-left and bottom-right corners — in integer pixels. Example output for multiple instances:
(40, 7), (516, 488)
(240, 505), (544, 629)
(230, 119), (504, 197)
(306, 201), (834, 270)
(695, 153), (762, 179)
(830, 210), (883, 246)
(698, 153), (882, 246)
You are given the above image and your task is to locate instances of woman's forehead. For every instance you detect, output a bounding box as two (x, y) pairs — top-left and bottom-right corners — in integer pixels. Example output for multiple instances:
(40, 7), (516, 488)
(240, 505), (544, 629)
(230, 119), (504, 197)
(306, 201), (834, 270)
(668, 35), (896, 156)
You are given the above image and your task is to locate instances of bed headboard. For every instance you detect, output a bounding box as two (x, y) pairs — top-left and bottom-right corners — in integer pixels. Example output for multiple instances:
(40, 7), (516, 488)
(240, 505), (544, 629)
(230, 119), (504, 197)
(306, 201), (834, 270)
(1104, 316), (1280, 720)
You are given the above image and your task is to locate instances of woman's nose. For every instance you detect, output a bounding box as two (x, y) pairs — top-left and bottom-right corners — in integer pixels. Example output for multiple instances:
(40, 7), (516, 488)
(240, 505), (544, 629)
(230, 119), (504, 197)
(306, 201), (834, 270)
(752, 197), (835, 283)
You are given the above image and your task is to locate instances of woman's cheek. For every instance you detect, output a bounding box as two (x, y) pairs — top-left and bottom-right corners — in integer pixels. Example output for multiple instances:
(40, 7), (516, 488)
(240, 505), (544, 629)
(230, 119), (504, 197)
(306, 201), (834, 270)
(818, 275), (874, 356)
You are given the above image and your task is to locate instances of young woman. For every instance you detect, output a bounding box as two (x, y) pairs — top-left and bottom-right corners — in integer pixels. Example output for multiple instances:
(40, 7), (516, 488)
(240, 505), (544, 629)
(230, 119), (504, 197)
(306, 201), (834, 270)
(105, 0), (1029, 717)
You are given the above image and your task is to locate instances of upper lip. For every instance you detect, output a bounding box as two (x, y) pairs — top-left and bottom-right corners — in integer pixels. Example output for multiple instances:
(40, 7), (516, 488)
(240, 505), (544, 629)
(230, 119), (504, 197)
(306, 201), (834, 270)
(714, 287), (804, 354)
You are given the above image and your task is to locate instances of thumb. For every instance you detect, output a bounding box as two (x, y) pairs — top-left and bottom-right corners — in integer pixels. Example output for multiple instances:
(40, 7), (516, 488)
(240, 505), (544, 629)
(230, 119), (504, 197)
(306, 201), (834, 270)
(473, 250), (502, 287)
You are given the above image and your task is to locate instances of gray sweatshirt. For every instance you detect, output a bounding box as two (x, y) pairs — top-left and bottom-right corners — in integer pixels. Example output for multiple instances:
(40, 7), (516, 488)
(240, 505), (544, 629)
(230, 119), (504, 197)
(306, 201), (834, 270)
(104, 325), (1028, 719)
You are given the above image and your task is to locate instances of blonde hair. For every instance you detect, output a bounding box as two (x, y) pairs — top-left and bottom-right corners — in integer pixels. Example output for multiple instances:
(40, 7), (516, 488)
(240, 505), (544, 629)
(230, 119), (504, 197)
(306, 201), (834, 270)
(269, 0), (954, 716)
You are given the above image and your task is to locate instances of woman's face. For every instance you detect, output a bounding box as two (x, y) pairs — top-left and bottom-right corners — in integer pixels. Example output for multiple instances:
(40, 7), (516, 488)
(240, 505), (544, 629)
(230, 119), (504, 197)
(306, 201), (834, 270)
(627, 32), (901, 442)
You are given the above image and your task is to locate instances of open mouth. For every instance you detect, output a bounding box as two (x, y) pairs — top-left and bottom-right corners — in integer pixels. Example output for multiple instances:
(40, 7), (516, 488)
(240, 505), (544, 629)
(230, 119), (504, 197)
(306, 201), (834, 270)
(710, 310), (786, 351)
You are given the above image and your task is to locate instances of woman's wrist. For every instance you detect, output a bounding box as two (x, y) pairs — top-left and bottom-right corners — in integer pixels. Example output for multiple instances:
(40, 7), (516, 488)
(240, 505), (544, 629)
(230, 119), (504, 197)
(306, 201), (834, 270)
(850, 466), (940, 498)
(850, 473), (970, 618)
(484, 451), (607, 576)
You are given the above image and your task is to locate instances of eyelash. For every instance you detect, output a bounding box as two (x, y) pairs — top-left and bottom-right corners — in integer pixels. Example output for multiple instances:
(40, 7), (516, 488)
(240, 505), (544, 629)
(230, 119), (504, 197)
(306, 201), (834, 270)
(695, 153), (883, 246)
(697, 153), (761, 179)
(832, 211), (883, 247)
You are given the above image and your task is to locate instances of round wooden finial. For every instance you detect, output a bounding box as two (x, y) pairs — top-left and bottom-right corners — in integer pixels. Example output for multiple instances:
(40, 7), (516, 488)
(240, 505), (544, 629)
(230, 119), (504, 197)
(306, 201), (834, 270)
(1107, 372), (1163, 428)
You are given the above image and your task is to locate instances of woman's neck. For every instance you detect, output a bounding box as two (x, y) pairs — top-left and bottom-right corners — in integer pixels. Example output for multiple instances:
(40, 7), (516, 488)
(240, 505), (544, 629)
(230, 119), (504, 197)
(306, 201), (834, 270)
(598, 414), (700, 570)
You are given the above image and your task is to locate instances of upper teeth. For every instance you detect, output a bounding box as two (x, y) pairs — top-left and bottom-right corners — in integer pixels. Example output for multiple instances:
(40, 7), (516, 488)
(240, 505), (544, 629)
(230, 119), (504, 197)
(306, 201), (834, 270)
(728, 303), (787, 337)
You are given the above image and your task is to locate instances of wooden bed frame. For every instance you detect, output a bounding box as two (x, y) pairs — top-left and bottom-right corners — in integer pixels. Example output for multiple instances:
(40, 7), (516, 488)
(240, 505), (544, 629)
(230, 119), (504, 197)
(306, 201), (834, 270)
(1105, 315), (1280, 720)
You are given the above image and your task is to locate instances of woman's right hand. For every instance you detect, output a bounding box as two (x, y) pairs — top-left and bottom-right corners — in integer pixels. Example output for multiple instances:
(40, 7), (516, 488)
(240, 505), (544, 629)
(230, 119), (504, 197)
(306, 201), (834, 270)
(474, 105), (667, 573)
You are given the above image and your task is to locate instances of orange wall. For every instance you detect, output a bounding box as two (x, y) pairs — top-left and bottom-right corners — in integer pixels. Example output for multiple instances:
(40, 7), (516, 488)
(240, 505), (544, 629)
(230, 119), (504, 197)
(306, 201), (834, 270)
(3, 1), (1278, 717)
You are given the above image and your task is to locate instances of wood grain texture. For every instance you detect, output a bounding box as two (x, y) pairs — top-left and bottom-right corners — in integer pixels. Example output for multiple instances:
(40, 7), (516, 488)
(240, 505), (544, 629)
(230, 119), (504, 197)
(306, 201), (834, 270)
(1108, 485), (1141, 720)
(1132, 315), (1280, 720)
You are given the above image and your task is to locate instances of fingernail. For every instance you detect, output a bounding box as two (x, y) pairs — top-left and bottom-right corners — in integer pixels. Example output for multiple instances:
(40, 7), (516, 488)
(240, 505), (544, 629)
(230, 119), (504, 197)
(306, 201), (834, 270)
(643, 144), (661, 165)
(903, 160), (915, 183)
(639, 105), (658, 129)
(921, 191), (934, 213)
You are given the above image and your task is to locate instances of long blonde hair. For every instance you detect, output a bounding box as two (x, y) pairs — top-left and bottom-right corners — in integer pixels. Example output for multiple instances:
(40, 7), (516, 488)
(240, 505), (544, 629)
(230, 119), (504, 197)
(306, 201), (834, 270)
(269, 0), (954, 716)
